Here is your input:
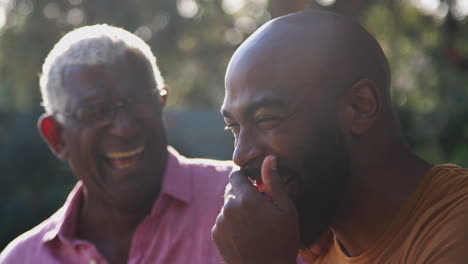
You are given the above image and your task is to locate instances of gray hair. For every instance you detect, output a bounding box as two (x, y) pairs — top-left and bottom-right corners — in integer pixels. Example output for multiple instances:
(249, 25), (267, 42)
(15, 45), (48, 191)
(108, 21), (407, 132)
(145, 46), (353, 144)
(40, 24), (165, 114)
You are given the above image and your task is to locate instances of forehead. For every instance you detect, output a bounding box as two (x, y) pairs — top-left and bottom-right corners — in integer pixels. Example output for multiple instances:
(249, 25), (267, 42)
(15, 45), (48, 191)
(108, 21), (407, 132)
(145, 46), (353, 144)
(222, 18), (343, 117)
(222, 47), (321, 117)
(61, 51), (155, 101)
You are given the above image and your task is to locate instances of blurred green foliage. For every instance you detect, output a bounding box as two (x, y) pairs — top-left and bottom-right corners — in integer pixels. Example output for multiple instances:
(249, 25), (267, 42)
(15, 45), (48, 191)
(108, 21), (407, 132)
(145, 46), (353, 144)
(0, 0), (467, 249)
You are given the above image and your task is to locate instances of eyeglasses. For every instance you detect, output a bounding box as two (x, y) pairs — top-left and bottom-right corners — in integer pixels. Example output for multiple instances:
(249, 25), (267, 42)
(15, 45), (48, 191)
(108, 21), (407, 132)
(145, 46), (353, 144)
(58, 95), (162, 127)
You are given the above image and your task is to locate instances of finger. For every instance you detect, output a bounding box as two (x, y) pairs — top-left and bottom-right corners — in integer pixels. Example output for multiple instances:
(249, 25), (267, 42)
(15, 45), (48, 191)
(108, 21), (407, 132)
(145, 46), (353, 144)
(211, 214), (235, 263)
(231, 164), (241, 173)
(211, 213), (223, 243)
(224, 182), (233, 199)
(260, 155), (290, 207)
(228, 169), (261, 197)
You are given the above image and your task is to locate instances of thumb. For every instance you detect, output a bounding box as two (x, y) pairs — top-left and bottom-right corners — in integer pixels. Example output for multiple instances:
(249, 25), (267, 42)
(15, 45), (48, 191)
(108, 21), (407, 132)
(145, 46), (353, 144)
(260, 155), (290, 207)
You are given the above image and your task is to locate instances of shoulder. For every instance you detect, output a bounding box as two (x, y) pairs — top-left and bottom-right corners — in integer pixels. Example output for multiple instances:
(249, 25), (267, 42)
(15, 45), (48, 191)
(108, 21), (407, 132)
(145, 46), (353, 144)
(406, 164), (468, 264)
(0, 213), (59, 263)
(170, 147), (232, 184)
(179, 156), (232, 194)
(168, 148), (232, 203)
(181, 157), (232, 177)
(417, 197), (468, 264)
(419, 164), (468, 210)
(429, 164), (468, 189)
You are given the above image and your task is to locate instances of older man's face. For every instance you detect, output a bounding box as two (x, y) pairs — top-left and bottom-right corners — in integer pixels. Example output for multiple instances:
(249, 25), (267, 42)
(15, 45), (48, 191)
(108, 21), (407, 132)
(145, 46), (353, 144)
(58, 51), (168, 209)
(221, 40), (350, 248)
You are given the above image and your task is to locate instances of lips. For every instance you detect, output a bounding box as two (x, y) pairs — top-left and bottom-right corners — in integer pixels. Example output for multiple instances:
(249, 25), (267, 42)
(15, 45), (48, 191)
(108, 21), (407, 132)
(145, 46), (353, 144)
(105, 146), (144, 169)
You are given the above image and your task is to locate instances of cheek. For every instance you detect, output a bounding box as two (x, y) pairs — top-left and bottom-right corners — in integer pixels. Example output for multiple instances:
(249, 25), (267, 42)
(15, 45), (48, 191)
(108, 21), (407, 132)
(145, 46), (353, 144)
(147, 118), (167, 143)
(64, 129), (99, 164)
(263, 129), (311, 181)
(266, 126), (313, 162)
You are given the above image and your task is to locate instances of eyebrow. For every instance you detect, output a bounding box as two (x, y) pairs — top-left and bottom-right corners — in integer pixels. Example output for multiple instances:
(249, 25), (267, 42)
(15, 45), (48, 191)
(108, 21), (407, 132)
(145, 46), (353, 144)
(222, 98), (287, 119)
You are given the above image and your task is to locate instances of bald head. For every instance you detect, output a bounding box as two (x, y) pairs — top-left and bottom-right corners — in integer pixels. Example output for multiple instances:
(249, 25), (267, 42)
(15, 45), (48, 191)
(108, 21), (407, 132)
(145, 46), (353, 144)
(221, 11), (408, 249)
(225, 10), (391, 109)
(222, 9), (404, 173)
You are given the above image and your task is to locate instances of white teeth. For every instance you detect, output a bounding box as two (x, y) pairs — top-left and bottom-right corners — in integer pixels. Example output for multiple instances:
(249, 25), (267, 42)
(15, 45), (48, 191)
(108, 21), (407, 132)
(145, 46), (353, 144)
(115, 163), (133, 169)
(106, 146), (144, 159)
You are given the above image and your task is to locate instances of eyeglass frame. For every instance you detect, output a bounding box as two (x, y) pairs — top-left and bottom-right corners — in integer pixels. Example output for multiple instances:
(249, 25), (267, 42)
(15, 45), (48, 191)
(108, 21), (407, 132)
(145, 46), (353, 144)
(54, 90), (165, 127)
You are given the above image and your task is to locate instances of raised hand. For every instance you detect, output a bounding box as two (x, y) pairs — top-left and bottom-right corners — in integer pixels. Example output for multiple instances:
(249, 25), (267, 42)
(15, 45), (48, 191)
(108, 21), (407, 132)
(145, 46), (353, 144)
(212, 155), (301, 264)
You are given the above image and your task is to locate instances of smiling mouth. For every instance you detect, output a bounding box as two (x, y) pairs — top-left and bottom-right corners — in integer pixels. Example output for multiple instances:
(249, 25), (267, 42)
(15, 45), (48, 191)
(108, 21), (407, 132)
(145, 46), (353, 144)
(105, 146), (145, 169)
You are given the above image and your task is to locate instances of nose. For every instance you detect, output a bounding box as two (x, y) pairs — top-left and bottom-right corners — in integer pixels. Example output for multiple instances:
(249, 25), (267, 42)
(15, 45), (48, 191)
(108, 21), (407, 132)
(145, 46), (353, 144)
(232, 129), (263, 167)
(108, 109), (139, 138)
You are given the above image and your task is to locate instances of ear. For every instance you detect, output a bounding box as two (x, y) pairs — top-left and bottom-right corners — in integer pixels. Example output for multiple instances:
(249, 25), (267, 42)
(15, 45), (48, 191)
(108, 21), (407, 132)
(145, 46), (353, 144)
(38, 113), (68, 160)
(341, 79), (380, 135)
(159, 86), (168, 107)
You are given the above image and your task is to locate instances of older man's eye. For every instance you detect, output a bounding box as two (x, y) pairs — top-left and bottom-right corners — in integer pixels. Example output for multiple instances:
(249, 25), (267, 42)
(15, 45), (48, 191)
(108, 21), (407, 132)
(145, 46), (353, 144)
(76, 103), (113, 123)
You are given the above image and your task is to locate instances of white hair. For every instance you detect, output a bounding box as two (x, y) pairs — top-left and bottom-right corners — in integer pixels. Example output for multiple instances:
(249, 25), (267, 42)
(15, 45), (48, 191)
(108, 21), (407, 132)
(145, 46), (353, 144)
(40, 24), (165, 114)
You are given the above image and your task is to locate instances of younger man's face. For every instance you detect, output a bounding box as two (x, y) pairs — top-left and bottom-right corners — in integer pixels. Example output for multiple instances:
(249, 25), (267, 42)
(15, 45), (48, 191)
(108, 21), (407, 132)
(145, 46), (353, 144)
(221, 42), (350, 248)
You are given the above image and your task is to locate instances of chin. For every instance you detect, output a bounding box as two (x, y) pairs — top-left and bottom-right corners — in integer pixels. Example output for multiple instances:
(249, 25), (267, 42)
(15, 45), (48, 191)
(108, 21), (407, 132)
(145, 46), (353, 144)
(295, 135), (351, 248)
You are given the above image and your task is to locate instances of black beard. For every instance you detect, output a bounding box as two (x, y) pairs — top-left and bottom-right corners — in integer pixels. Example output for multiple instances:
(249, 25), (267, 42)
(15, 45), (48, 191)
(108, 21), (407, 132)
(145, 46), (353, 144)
(295, 128), (350, 250)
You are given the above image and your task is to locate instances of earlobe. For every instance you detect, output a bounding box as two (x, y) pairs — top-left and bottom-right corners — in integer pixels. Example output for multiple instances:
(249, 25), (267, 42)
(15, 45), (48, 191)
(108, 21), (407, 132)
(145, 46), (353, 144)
(346, 79), (380, 135)
(159, 86), (168, 106)
(38, 114), (68, 160)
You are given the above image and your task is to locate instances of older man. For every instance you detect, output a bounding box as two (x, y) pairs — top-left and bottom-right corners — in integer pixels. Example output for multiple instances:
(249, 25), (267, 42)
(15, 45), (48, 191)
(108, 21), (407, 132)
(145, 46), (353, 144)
(0, 25), (231, 264)
(212, 10), (468, 264)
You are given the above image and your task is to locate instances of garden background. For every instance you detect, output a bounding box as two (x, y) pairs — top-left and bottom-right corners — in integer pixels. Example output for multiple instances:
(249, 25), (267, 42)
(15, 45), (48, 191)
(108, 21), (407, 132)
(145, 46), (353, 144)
(1, 0), (467, 249)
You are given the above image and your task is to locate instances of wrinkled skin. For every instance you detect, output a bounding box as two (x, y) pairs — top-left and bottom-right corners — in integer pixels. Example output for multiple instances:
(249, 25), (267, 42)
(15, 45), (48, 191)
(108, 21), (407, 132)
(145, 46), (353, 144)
(39, 51), (168, 264)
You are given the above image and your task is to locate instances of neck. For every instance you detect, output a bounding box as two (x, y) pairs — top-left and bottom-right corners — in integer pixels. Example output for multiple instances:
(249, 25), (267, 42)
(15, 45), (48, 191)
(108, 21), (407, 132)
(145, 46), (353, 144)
(77, 190), (157, 263)
(331, 142), (431, 257)
(78, 196), (152, 237)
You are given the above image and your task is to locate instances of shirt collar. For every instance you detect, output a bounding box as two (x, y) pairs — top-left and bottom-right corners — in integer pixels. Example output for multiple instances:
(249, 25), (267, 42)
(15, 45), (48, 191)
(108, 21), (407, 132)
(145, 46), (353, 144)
(42, 182), (83, 244)
(41, 146), (193, 244)
(159, 146), (192, 204)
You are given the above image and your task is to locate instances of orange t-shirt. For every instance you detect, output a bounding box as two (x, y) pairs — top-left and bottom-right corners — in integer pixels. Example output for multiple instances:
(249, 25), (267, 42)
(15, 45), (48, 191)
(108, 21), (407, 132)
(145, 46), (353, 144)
(300, 164), (468, 264)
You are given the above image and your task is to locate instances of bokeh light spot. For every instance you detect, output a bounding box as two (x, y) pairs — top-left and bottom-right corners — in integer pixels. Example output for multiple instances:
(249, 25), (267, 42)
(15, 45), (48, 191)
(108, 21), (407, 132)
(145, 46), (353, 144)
(68, 0), (82, 6)
(0, 9), (5, 29)
(151, 13), (170, 32)
(453, 0), (468, 20)
(177, 0), (199, 18)
(235, 16), (257, 34)
(225, 28), (243, 45)
(43, 3), (60, 19)
(66, 7), (85, 26)
(410, 0), (440, 15)
(222, 0), (245, 15)
(135, 26), (152, 42)
(316, 0), (336, 7)
(17, 0), (34, 16)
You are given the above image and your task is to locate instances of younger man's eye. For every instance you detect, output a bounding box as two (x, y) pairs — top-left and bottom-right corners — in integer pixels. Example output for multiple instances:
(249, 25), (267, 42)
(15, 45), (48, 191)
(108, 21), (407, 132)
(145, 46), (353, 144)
(256, 116), (280, 129)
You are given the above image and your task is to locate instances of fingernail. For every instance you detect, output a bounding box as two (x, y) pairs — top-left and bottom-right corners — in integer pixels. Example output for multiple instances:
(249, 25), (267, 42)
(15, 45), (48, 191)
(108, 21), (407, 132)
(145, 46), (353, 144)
(270, 156), (277, 171)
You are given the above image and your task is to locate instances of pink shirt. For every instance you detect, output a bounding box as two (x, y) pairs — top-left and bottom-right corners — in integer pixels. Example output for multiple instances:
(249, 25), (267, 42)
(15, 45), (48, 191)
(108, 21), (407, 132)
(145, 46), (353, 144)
(0, 147), (232, 264)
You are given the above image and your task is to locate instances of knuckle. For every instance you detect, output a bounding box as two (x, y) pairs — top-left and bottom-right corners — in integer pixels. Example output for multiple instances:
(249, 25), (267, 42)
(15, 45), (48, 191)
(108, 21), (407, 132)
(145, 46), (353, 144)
(212, 214), (224, 241)
(228, 170), (243, 183)
(238, 193), (255, 209)
(223, 183), (233, 199)
(211, 224), (219, 240)
(223, 192), (236, 205)
(222, 199), (237, 216)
